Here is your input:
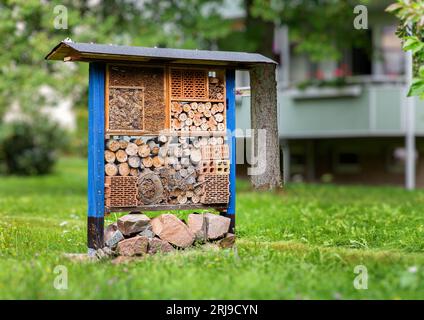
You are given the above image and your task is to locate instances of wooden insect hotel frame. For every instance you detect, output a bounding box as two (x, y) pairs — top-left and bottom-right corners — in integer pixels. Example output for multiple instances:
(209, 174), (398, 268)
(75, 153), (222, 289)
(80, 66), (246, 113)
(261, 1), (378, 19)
(45, 40), (276, 251)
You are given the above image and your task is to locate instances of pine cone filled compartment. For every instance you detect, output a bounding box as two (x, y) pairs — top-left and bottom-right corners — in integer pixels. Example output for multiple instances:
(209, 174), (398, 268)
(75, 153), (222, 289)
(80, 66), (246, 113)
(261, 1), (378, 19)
(108, 87), (145, 131)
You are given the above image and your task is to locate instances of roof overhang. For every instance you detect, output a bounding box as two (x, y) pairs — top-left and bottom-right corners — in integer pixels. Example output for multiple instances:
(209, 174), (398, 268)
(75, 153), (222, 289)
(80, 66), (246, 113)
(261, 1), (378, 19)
(45, 41), (277, 69)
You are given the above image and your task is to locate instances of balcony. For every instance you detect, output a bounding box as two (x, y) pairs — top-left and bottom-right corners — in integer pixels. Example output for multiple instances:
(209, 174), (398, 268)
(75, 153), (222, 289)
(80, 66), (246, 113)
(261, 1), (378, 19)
(238, 80), (424, 139)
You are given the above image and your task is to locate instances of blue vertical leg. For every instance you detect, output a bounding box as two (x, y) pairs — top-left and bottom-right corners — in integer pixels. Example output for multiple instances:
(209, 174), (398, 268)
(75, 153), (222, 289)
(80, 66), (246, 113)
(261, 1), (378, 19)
(225, 69), (236, 232)
(87, 63), (105, 252)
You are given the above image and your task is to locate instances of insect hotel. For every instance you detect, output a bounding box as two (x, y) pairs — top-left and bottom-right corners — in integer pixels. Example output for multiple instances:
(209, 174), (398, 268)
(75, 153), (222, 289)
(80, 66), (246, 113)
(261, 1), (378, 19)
(45, 40), (275, 252)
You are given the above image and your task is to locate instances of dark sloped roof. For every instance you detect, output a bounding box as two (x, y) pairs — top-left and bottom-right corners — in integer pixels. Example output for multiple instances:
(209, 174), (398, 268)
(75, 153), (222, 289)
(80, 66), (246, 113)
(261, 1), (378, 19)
(45, 40), (277, 68)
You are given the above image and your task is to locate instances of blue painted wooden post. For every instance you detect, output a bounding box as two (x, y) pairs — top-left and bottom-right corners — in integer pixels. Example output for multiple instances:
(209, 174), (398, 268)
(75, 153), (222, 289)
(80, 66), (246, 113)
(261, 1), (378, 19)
(87, 63), (105, 252)
(226, 69), (236, 232)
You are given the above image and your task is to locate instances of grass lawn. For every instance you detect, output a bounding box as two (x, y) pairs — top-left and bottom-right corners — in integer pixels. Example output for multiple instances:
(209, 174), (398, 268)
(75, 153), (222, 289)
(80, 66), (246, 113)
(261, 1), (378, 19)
(1, 157), (424, 299)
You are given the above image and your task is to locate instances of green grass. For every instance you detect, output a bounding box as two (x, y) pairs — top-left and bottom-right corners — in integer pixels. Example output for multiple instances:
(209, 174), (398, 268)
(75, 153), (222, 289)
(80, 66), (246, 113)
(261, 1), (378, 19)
(1, 157), (424, 299)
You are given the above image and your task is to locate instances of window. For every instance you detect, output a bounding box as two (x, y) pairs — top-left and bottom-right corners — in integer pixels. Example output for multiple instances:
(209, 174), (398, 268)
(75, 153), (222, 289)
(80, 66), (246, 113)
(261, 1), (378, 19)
(386, 147), (417, 173)
(381, 26), (405, 76)
(333, 150), (361, 174)
(386, 147), (405, 173)
(290, 153), (306, 174)
(352, 29), (373, 76)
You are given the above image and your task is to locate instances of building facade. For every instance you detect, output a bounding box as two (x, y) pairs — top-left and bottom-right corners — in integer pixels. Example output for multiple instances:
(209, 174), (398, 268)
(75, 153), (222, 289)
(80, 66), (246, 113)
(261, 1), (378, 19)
(236, 3), (424, 187)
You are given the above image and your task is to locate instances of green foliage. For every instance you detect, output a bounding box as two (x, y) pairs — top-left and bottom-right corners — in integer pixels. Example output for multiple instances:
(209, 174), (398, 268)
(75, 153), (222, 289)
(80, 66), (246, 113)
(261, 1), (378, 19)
(0, 117), (68, 175)
(1, 158), (424, 298)
(0, 0), (232, 162)
(0, 0), (231, 118)
(387, 0), (424, 98)
(68, 108), (88, 157)
(249, 0), (371, 61)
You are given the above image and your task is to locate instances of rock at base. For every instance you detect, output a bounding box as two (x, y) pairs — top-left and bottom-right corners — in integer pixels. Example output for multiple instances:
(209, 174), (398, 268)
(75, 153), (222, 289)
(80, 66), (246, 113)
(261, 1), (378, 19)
(218, 233), (235, 249)
(104, 222), (118, 242)
(151, 214), (195, 248)
(105, 230), (124, 248)
(117, 214), (151, 236)
(111, 256), (139, 265)
(117, 236), (149, 256)
(138, 225), (155, 239)
(187, 213), (207, 242)
(204, 213), (230, 240)
(148, 238), (175, 255)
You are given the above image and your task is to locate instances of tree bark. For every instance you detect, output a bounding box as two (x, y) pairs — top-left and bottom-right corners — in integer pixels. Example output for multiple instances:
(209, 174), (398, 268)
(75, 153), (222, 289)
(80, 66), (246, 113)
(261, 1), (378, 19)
(249, 64), (281, 190)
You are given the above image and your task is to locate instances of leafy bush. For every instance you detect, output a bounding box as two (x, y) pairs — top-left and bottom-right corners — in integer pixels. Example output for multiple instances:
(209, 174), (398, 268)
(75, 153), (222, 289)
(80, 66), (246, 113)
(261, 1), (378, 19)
(0, 117), (68, 175)
(68, 108), (88, 157)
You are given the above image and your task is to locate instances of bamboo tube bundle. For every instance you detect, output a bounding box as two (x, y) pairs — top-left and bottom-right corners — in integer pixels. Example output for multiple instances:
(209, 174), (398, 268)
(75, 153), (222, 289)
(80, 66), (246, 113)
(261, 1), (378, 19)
(171, 101), (182, 114)
(179, 112), (188, 122)
(183, 104), (191, 113)
(208, 77), (225, 100)
(190, 102), (198, 110)
(171, 101), (225, 131)
(197, 103), (205, 113)
(204, 109), (212, 118)
(172, 119), (182, 130)
(214, 113), (224, 123)
(185, 118), (193, 126)
(211, 104), (219, 115)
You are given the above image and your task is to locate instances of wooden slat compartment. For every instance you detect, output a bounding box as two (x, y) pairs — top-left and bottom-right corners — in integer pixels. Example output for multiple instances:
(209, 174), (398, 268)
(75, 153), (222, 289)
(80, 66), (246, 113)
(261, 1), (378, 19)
(106, 65), (167, 134)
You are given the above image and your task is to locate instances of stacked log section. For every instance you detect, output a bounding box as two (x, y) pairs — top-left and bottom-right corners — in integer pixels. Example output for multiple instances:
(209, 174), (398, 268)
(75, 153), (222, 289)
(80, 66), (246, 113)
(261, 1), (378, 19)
(105, 136), (207, 206)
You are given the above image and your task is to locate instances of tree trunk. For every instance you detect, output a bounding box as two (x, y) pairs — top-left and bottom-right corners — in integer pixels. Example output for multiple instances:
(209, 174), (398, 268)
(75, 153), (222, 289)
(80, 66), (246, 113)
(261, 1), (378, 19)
(249, 64), (281, 190)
